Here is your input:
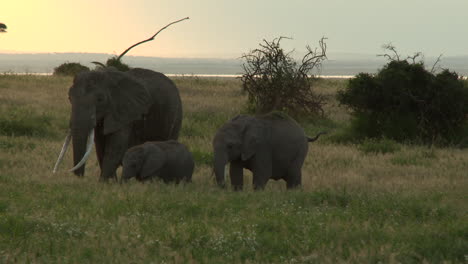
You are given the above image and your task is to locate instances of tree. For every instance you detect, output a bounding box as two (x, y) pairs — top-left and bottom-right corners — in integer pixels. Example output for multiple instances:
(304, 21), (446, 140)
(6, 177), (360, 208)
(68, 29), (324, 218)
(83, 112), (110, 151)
(53, 62), (90, 76)
(0, 22), (7, 33)
(337, 45), (468, 145)
(93, 17), (189, 71)
(240, 37), (327, 117)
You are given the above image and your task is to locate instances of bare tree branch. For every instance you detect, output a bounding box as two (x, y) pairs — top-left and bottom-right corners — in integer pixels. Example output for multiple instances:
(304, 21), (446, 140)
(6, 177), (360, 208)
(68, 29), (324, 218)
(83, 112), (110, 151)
(240, 37), (327, 117)
(430, 54), (443, 73)
(117, 17), (190, 61)
(378, 43), (400, 61)
(407, 52), (422, 64)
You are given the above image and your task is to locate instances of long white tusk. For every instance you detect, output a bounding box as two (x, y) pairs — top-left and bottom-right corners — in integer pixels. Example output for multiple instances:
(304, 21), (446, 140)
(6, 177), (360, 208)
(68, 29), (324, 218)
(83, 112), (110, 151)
(52, 131), (72, 173)
(224, 165), (228, 180)
(69, 129), (95, 172)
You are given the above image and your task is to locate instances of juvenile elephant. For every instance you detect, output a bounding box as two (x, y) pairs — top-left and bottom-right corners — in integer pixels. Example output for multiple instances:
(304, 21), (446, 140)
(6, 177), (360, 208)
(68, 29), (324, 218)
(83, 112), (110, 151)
(53, 68), (182, 181)
(121, 140), (194, 183)
(212, 112), (325, 190)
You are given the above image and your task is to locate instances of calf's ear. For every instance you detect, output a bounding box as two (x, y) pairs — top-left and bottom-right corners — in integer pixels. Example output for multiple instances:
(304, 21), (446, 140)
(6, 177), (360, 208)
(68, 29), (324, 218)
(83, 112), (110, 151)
(140, 144), (166, 180)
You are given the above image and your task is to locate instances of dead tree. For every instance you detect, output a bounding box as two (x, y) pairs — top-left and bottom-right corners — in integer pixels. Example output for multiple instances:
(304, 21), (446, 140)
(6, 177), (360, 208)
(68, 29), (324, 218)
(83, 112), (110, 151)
(240, 37), (327, 117)
(116, 17), (189, 61)
(93, 17), (189, 70)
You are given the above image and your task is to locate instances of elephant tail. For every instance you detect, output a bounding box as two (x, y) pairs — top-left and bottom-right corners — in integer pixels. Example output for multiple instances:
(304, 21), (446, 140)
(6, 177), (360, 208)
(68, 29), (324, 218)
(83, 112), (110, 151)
(307, 131), (327, 142)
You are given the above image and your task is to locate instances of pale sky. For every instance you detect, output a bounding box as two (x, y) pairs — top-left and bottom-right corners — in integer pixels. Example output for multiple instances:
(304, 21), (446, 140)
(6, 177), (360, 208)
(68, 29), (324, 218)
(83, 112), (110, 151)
(1, 0), (467, 58)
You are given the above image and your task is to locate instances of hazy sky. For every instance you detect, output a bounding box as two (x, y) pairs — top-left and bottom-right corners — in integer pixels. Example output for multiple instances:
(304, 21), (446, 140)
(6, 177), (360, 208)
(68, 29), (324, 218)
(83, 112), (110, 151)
(1, 0), (467, 58)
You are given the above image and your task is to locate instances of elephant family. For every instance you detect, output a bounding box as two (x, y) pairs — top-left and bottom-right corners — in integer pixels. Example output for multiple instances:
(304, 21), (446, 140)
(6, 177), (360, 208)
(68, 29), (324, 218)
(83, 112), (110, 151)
(212, 112), (325, 190)
(53, 68), (182, 181)
(121, 140), (194, 183)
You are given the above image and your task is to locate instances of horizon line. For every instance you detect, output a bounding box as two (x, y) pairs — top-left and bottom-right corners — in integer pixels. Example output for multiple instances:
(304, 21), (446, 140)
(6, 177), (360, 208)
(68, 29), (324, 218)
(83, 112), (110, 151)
(2, 50), (467, 60)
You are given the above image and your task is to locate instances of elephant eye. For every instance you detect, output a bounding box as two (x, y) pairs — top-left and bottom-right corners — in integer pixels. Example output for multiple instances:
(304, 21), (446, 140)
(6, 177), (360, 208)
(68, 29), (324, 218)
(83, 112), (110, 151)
(96, 94), (105, 103)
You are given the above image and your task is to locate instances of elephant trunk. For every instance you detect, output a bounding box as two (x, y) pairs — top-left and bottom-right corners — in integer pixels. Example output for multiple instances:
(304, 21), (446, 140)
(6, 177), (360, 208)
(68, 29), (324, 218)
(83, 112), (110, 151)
(213, 152), (228, 188)
(70, 128), (94, 174)
(70, 106), (96, 176)
(120, 166), (134, 182)
(70, 128), (88, 176)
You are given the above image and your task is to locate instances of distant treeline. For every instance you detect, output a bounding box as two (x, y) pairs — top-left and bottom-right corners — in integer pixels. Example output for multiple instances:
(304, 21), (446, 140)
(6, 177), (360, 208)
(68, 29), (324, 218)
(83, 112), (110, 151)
(1, 52), (468, 75)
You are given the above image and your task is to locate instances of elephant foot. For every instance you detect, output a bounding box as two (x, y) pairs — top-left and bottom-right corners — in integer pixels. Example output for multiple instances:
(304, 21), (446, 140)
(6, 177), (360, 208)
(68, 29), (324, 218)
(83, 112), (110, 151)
(232, 185), (243, 191)
(99, 174), (118, 183)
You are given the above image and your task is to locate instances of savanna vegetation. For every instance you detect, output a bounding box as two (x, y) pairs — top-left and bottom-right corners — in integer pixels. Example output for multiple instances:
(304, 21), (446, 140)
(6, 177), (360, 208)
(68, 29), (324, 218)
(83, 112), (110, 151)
(53, 62), (90, 77)
(240, 37), (327, 117)
(337, 47), (468, 146)
(0, 74), (467, 263)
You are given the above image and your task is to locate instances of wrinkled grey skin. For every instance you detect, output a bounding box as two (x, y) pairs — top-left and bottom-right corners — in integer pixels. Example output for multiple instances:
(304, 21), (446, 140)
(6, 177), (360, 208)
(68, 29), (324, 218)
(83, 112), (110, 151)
(69, 68), (182, 181)
(212, 112), (325, 190)
(121, 140), (194, 183)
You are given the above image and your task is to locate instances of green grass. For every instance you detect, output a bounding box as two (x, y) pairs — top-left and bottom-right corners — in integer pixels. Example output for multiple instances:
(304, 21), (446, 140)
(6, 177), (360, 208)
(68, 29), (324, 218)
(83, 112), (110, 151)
(358, 138), (401, 154)
(0, 75), (466, 263)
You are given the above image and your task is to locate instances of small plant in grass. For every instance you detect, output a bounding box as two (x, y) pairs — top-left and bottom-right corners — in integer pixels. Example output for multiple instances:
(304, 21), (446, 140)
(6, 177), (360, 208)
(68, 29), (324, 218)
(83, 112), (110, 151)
(240, 37), (327, 118)
(337, 45), (468, 145)
(53, 62), (90, 76)
(191, 149), (213, 166)
(358, 138), (401, 154)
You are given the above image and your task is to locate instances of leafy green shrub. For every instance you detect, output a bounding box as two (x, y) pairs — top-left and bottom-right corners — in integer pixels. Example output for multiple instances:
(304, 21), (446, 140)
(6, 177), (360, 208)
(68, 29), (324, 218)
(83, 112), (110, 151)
(191, 149), (213, 166)
(105, 56), (130, 72)
(338, 52), (468, 145)
(240, 37), (327, 118)
(358, 138), (401, 154)
(53, 62), (90, 76)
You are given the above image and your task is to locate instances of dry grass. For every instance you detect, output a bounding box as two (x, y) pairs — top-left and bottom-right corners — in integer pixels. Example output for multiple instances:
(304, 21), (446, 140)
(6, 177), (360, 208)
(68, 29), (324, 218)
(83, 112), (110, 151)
(0, 75), (466, 263)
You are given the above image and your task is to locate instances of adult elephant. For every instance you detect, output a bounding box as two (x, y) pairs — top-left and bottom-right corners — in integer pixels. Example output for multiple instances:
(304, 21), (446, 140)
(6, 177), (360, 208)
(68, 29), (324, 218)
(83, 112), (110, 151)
(212, 112), (325, 190)
(54, 68), (182, 181)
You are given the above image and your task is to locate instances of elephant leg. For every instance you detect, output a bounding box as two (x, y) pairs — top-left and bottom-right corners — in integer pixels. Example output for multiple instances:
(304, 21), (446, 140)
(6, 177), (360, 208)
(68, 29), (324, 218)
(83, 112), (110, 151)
(286, 171), (302, 189)
(100, 127), (131, 181)
(251, 154), (272, 190)
(286, 150), (306, 189)
(230, 160), (244, 191)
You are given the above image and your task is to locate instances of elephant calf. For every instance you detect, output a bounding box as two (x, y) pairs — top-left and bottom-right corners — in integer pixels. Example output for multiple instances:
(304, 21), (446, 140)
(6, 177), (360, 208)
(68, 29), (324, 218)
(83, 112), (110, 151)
(213, 112), (326, 190)
(121, 140), (194, 183)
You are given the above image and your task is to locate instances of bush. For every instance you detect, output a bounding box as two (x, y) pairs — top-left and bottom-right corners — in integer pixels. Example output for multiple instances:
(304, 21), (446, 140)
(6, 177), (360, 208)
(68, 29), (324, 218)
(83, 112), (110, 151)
(337, 51), (468, 145)
(240, 37), (327, 118)
(105, 56), (130, 72)
(53, 62), (90, 76)
(191, 149), (213, 166)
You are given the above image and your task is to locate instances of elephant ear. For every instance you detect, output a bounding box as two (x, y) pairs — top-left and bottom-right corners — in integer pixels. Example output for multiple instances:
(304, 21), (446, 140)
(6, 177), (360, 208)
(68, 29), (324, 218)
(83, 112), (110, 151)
(140, 144), (166, 180)
(241, 122), (263, 161)
(103, 71), (152, 135)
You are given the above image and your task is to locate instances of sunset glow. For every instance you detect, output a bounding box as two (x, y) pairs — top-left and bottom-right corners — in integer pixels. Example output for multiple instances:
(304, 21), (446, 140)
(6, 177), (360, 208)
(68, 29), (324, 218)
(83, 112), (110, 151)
(1, 1), (468, 58)
(1, 1), (187, 57)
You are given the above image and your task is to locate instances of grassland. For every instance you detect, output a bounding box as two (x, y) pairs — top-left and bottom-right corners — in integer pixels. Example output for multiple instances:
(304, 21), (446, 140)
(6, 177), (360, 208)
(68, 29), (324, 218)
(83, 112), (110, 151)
(0, 75), (466, 263)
